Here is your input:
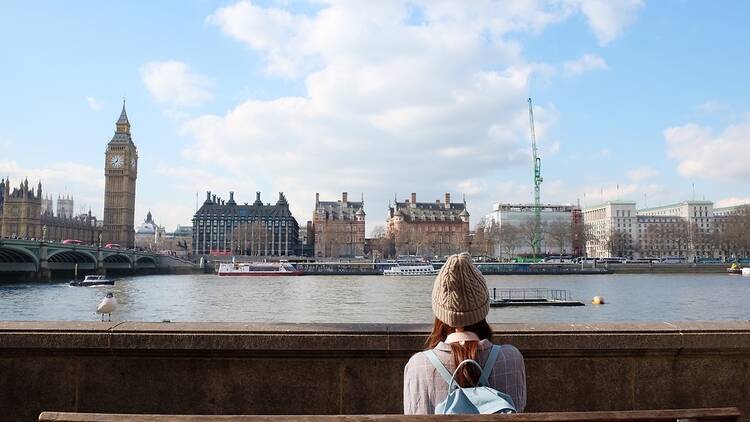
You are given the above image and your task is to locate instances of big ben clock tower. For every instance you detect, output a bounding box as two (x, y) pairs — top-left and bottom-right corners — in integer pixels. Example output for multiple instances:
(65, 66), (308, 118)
(103, 100), (138, 247)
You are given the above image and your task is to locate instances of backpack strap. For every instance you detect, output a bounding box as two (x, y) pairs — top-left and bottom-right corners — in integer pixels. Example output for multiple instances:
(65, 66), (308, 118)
(422, 350), (453, 385)
(478, 344), (502, 386)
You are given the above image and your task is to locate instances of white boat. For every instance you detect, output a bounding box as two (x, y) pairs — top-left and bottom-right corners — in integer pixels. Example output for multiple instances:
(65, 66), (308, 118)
(383, 264), (438, 276)
(217, 262), (303, 276)
(742, 268), (750, 276)
(70, 275), (115, 287)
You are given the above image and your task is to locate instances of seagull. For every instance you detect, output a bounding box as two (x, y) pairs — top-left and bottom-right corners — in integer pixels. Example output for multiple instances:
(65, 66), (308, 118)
(97, 292), (117, 321)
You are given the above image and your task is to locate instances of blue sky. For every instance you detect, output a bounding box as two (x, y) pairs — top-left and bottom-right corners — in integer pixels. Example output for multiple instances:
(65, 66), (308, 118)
(1, 1), (749, 233)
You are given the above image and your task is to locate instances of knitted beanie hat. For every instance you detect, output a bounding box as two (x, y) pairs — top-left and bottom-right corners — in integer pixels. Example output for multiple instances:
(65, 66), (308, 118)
(431, 253), (489, 327)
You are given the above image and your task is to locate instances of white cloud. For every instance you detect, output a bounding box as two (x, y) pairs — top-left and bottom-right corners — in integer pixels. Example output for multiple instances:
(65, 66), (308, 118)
(665, 116), (750, 181)
(697, 100), (729, 114)
(562, 53), (608, 76)
(175, 1), (646, 232)
(139, 61), (213, 107)
(715, 197), (750, 208)
(86, 96), (103, 110)
(575, 0), (644, 45)
(627, 166), (658, 182)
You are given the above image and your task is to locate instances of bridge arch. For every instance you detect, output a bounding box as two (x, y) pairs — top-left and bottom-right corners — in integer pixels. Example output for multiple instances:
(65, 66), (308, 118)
(47, 249), (97, 265)
(102, 254), (133, 265)
(0, 245), (39, 269)
(134, 255), (158, 268)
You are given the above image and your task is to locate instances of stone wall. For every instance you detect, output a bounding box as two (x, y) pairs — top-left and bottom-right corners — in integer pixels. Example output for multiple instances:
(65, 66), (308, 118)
(0, 321), (748, 421)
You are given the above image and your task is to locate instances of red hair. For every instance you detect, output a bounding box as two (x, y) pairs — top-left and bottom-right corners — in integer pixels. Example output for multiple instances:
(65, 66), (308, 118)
(425, 318), (493, 387)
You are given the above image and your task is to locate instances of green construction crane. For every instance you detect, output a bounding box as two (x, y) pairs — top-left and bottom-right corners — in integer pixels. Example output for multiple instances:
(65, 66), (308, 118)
(528, 98), (543, 258)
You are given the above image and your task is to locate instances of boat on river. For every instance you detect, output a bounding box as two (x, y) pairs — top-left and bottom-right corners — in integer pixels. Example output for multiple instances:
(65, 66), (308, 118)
(727, 263), (743, 274)
(69, 275), (115, 287)
(217, 262), (303, 276)
(382, 264), (438, 276)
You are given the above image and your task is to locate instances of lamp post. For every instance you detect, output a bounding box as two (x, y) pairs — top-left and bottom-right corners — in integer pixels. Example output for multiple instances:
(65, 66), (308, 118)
(42, 225), (47, 242)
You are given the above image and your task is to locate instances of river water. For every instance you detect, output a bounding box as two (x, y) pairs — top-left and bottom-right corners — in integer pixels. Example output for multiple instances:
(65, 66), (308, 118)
(0, 273), (748, 323)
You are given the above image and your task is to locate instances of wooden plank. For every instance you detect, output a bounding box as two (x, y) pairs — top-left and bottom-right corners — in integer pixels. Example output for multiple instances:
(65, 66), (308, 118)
(39, 407), (741, 422)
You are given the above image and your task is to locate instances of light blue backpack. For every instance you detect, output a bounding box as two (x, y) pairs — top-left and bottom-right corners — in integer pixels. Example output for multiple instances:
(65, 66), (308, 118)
(423, 344), (516, 414)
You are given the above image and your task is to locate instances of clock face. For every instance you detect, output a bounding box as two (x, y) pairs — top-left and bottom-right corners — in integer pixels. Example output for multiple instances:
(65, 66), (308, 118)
(110, 155), (124, 168)
(130, 157), (137, 169)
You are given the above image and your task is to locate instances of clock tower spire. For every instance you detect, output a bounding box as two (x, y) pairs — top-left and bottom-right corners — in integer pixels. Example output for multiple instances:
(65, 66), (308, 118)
(103, 99), (138, 247)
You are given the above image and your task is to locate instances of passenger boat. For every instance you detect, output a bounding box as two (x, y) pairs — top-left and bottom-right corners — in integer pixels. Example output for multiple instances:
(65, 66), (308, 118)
(69, 275), (115, 287)
(217, 262), (303, 276)
(382, 264), (438, 276)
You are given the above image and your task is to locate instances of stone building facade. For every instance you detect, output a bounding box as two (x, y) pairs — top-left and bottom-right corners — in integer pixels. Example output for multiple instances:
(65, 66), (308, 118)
(386, 192), (469, 257)
(583, 200), (749, 260)
(0, 178), (99, 243)
(312, 192), (366, 258)
(192, 191), (300, 256)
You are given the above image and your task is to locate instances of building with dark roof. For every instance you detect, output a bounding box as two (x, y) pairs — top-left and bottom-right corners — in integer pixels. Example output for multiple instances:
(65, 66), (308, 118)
(0, 178), (99, 243)
(312, 192), (366, 258)
(192, 191), (299, 256)
(386, 192), (469, 257)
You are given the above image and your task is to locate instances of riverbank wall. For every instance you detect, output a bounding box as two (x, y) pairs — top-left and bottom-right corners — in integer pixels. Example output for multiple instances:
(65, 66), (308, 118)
(1, 321), (748, 421)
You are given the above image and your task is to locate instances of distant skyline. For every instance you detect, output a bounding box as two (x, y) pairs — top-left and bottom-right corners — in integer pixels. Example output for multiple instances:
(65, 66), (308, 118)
(1, 1), (749, 234)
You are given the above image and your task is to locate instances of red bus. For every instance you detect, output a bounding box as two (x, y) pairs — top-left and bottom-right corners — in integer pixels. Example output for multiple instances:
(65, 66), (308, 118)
(210, 249), (232, 257)
(104, 243), (121, 249)
(62, 239), (83, 245)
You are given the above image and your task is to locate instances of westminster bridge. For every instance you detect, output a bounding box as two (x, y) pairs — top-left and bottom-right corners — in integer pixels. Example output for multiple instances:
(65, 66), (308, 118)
(0, 238), (194, 280)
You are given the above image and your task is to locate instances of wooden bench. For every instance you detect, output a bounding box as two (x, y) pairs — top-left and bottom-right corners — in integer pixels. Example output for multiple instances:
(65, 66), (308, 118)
(39, 408), (741, 422)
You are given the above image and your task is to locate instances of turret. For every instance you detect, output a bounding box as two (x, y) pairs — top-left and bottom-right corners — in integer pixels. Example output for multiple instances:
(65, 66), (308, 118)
(459, 208), (470, 223)
(253, 192), (263, 207)
(116, 99), (131, 134)
(276, 192), (288, 207)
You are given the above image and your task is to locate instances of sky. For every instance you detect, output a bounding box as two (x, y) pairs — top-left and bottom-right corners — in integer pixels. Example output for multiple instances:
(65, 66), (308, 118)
(1, 0), (749, 235)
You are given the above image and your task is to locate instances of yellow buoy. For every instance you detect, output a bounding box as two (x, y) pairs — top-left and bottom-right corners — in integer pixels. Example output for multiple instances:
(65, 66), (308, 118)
(592, 296), (605, 305)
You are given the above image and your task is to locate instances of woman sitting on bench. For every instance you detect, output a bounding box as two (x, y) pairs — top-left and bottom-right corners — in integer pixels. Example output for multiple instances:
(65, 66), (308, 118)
(403, 253), (527, 414)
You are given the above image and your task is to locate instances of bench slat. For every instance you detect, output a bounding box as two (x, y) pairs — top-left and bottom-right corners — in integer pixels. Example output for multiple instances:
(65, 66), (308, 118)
(39, 408), (741, 422)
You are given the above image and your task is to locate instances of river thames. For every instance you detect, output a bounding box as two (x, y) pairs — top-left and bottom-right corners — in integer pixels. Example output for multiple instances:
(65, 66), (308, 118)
(1, 273), (749, 323)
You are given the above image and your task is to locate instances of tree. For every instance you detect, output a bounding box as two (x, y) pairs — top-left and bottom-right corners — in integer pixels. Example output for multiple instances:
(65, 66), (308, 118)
(605, 230), (633, 258)
(470, 218), (495, 257)
(545, 219), (571, 257)
(497, 224), (521, 261)
(714, 206), (750, 259)
(571, 219), (591, 257)
(519, 217), (546, 258)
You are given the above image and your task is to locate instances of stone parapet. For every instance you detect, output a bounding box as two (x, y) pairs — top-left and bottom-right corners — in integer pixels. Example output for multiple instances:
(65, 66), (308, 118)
(0, 321), (748, 421)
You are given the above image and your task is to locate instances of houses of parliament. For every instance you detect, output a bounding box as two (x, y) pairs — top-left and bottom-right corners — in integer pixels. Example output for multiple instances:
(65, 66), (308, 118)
(0, 102), (138, 247)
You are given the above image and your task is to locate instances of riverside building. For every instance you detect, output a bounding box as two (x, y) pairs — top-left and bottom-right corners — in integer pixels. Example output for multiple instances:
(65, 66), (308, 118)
(583, 200), (749, 260)
(386, 192), (469, 257)
(485, 203), (583, 258)
(312, 192), (366, 258)
(192, 191), (300, 256)
(0, 178), (99, 243)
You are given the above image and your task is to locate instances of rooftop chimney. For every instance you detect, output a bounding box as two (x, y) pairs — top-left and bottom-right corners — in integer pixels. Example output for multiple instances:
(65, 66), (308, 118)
(315, 192), (319, 206)
(342, 192), (348, 204)
(206, 191), (211, 201)
(444, 193), (451, 208)
(229, 191), (234, 201)
(212, 194), (216, 203)
(411, 192), (417, 205)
